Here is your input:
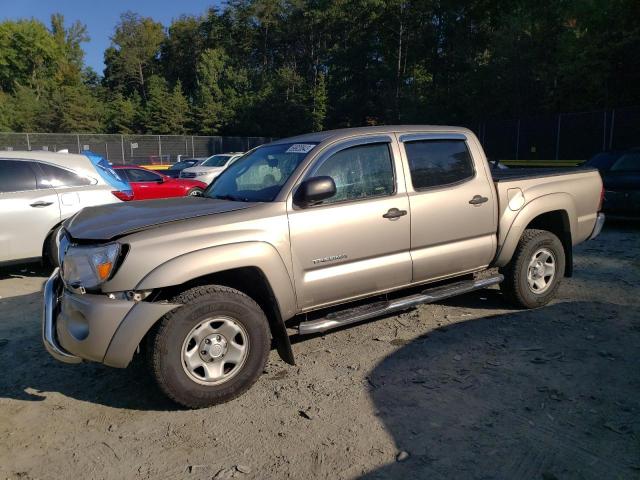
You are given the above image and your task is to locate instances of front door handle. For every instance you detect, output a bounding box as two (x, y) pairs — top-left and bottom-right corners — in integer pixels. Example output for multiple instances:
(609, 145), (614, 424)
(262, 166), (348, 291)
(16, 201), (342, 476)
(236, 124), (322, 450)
(468, 195), (488, 205)
(30, 201), (54, 208)
(383, 208), (407, 219)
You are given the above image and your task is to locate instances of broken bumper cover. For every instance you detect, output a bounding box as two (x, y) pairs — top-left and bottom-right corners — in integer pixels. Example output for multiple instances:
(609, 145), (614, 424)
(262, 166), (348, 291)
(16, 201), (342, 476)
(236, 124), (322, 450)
(42, 268), (180, 368)
(43, 268), (82, 364)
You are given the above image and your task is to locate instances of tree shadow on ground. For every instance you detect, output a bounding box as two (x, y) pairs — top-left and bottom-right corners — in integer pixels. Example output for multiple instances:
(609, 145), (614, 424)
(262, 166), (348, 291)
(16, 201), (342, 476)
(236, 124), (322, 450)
(360, 301), (640, 480)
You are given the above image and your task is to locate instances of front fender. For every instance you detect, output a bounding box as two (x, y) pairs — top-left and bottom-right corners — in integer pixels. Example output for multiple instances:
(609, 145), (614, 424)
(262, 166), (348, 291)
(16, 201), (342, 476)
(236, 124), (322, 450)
(493, 193), (576, 268)
(136, 241), (298, 321)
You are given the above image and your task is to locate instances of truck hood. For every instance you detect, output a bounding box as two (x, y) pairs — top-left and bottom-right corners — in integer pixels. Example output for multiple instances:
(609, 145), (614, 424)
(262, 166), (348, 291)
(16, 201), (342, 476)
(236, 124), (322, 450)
(64, 197), (256, 241)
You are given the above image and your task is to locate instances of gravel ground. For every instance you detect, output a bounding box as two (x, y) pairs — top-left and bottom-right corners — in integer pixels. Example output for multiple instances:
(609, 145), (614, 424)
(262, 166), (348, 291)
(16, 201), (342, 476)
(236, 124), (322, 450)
(0, 221), (639, 480)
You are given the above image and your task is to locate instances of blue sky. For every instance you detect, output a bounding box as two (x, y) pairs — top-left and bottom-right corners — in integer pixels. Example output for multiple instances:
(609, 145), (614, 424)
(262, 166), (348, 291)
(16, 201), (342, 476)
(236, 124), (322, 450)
(0, 0), (222, 74)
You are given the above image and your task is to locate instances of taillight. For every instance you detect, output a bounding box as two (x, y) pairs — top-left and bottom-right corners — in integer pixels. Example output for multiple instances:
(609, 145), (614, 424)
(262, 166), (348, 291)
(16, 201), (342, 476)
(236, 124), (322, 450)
(598, 185), (605, 211)
(112, 190), (135, 201)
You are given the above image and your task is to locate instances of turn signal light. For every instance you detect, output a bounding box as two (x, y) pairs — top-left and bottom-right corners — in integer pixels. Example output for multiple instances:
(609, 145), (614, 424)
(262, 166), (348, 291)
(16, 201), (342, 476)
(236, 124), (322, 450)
(96, 262), (113, 281)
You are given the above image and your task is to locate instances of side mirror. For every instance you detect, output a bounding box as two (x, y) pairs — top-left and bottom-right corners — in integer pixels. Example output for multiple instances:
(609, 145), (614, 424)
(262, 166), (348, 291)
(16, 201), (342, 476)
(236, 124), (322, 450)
(294, 176), (336, 207)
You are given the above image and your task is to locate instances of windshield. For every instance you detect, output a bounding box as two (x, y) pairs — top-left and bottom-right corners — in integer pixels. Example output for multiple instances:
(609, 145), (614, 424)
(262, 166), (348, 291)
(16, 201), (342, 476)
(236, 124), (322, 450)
(610, 151), (640, 172)
(169, 160), (197, 170)
(202, 155), (232, 167)
(205, 142), (318, 202)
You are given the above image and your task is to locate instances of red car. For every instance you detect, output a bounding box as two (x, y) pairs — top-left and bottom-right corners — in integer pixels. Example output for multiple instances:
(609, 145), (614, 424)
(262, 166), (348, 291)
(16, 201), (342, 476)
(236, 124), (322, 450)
(113, 166), (207, 200)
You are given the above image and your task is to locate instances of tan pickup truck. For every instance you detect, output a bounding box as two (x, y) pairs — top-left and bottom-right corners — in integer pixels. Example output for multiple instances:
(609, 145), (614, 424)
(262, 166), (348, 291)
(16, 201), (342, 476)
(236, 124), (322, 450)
(43, 126), (605, 408)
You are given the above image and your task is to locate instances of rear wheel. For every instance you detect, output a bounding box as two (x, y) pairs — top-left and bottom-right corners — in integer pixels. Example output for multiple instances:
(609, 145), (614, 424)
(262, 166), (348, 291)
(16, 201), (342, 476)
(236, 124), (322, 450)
(187, 187), (203, 197)
(147, 285), (270, 408)
(499, 229), (565, 309)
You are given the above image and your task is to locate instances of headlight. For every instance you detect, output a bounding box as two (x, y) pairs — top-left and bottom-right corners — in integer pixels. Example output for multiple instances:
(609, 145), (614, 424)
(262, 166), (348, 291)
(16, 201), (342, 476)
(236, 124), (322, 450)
(61, 243), (121, 289)
(193, 171), (208, 176)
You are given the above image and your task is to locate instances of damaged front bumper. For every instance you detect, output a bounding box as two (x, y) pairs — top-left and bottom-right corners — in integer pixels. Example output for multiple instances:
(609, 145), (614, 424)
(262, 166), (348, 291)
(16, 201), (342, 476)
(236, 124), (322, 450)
(42, 268), (180, 368)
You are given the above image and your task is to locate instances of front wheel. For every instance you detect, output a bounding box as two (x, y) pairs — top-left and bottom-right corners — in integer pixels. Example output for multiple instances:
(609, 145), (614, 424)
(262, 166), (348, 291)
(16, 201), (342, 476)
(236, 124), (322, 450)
(499, 229), (565, 309)
(187, 187), (204, 197)
(147, 285), (270, 408)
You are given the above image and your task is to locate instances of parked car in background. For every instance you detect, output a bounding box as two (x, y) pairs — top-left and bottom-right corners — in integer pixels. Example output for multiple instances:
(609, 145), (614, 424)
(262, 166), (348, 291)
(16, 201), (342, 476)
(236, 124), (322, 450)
(113, 166), (207, 199)
(180, 152), (244, 184)
(583, 150), (623, 174)
(162, 158), (206, 178)
(595, 148), (640, 218)
(0, 151), (132, 266)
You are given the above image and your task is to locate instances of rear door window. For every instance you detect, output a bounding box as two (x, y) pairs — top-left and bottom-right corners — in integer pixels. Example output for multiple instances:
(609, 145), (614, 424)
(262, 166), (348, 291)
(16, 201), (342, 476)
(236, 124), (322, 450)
(0, 160), (38, 193)
(405, 140), (474, 189)
(37, 163), (94, 188)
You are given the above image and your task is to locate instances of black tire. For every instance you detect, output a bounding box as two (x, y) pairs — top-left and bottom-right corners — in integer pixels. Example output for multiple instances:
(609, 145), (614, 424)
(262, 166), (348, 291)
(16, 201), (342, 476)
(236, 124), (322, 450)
(499, 229), (565, 309)
(147, 285), (270, 408)
(187, 187), (203, 197)
(44, 226), (61, 268)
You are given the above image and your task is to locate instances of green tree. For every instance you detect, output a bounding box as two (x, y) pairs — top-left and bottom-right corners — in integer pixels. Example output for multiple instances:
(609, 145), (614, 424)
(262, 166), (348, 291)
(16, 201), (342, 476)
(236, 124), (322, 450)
(161, 15), (205, 98)
(8, 85), (48, 131)
(141, 76), (189, 134)
(0, 91), (11, 131)
(103, 12), (165, 99)
(0, 19), (59, 94)
(49, 84), (104, 132)
(193, 48), (248, 134)
(105, 92), (140, 134)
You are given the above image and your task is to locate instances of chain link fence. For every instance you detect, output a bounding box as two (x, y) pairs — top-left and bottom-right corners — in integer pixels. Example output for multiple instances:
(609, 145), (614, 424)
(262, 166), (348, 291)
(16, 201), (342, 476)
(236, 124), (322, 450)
(473, 106), (640, 164)
(1, 106), (638, 166)
(0, 133), (274, 165)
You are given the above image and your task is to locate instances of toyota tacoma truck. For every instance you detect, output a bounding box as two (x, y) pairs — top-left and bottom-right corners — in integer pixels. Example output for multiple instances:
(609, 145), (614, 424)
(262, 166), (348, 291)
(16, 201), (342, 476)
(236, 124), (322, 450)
(43, 126), (605, 408)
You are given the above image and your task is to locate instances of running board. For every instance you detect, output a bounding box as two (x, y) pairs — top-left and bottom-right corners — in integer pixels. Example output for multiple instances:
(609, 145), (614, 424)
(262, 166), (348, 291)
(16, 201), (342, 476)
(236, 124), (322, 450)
(297, 274), (503, 335)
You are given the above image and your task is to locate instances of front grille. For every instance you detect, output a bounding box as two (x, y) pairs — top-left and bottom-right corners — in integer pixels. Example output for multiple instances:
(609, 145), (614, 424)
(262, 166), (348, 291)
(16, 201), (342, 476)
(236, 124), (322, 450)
(181, 172), (197, 178)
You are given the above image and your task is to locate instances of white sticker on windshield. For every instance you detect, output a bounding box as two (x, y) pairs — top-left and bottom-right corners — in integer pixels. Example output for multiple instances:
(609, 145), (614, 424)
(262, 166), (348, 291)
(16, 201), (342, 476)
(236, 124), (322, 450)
(286, 144), (315, 154)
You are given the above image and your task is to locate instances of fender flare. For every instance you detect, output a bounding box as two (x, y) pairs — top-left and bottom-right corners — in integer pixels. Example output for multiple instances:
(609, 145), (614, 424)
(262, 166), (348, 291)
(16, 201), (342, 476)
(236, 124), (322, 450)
(493, 193), (576, 268)
(106, 242), (297, 367)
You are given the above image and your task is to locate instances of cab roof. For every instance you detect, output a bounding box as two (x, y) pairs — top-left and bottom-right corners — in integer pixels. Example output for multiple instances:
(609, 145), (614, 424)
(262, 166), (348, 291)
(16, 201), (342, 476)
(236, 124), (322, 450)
(269, 125), (474, 146)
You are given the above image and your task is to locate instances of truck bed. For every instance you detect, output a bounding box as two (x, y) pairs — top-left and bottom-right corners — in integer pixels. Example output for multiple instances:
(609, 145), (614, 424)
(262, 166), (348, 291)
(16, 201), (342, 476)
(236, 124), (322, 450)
(491, 167), (596, 183)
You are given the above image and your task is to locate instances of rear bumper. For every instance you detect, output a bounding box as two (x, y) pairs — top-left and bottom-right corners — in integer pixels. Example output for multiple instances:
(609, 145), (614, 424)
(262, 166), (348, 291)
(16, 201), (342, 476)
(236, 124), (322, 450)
(588, 213), (606, 240)
(42, 268), (180, 368)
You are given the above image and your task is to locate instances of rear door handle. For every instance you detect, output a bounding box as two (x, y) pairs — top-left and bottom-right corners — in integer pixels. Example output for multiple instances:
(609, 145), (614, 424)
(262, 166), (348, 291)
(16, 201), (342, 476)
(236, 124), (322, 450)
(468, 195), (488, 205)
(383, 208), (407, 219)
(30, 201), (54, 208)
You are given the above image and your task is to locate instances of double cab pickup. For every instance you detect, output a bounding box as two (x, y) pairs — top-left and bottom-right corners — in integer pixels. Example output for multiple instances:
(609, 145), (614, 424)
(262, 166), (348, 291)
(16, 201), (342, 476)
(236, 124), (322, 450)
(44, 126), (605, 408)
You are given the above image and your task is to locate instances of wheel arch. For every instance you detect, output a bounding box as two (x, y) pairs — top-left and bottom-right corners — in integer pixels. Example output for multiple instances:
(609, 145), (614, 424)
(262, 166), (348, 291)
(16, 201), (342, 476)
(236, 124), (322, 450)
(151, 265), (295, 365)
(115, 242), (297, 366)
(494, 193), (576, 276)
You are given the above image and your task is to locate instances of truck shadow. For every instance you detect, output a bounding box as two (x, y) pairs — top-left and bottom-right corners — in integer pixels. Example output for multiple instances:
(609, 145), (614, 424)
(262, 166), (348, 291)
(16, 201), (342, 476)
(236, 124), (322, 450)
(0, 291), (178, 411)
(0, 263), (52, 280)
(359, 301), (640, 479)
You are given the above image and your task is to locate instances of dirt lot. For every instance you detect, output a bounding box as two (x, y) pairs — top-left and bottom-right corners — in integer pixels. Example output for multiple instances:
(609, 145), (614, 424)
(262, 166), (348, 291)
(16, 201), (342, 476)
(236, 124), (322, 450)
(1, 222), (639, 480)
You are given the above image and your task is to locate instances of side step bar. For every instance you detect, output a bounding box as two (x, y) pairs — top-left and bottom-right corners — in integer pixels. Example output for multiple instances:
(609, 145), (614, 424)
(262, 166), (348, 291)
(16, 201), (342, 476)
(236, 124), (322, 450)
(297, 274), (503, 335)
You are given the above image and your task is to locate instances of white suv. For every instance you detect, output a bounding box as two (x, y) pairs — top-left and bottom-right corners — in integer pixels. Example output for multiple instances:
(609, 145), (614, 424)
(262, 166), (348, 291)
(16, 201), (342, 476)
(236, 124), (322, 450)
(0, 151), (132, 266)
(179, 152), (244, 185)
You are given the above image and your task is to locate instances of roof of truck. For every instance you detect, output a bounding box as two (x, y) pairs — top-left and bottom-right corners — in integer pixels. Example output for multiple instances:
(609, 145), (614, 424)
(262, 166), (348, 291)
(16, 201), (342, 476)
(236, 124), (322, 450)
(269, 125), (474, 145)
